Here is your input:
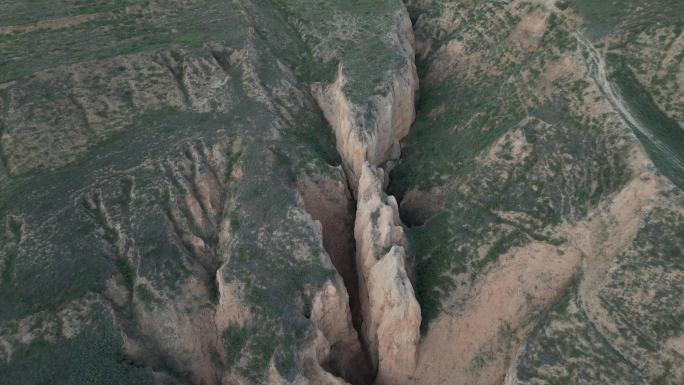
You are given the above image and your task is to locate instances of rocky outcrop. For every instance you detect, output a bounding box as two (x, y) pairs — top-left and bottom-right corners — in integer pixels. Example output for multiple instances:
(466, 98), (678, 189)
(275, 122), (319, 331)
(312, 9), (418, 193)
(308, 275), (371, 385)
(355, 163), (421, 385)
(308, 6), (422, 384)
(0, 1), (426, 384)
(297, 166), (362, 328)
(295, 172), (371, 384)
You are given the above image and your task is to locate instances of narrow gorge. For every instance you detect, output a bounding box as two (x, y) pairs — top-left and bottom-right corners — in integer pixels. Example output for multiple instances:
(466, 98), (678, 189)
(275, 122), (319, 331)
(2, 0), (683, 384)
(300, 5), (423, 384)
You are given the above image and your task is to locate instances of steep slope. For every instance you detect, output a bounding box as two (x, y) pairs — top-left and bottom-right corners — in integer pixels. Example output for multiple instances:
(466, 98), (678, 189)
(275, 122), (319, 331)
(391, 0), (684, 384)
(355, 163), (420, 385)
(1, 0), (683, 384)
(266, 1), (423, 382)
(0, 0), (419, 384)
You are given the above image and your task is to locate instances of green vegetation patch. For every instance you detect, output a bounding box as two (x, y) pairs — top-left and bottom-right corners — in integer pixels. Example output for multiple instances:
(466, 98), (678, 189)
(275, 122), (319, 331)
(394, 1), (630, 330)
(515, 289), (646, 385)
(0, 303), (156, 385)
(0, 0), (246, 82)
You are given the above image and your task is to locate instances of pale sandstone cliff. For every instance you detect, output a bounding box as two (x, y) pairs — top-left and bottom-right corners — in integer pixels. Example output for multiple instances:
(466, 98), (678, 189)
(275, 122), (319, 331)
(355, 163), (421, 385)
(311, 6), (422, 384)
(312, 9), (418, 193)
(294, 209), (367, 385)
(308, 275), (368, 385)
(1, 1), (423, 384)
(2, 0), (682, 383)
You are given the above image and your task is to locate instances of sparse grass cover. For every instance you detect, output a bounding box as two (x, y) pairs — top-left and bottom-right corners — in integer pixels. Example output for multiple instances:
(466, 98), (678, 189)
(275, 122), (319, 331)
(594, 208), (684, 379)
(394, 1), (629, 329)
(515, 206), (684, 384)
(0, 304), (156, 385)
(1, 90), (339, 384)
(515, 289), (647, 385)
(222, 140), (337, 378)
(0, 109), (233, 322)
(0, 0), (246, 82)
(1, 0), (350, 377)
(573, 0), (684, 39)
(0, 0), (144, 25)
(271, 0), (413, 115)
(223, 325), (248, 366)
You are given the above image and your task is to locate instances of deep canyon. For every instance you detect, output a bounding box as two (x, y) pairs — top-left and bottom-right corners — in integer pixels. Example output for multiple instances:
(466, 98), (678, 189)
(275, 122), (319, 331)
(1, 1), (683, 385)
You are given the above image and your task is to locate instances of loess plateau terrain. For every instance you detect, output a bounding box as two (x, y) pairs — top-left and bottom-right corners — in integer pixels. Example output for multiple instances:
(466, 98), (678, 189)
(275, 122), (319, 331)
(0, 1), (683, 385)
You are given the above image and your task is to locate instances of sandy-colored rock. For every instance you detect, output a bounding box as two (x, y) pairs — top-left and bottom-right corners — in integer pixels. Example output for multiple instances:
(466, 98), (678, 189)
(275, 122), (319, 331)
(413, 241), (581, 385)
(297, 166), (361, 325)
(370, 246), (421, 385)
(355, 163), (420, 385)
(307, 275), (368, 385)
(312, 10), (418, 193)
(214, 272), (251, 332)
(130, 276), (222, 385)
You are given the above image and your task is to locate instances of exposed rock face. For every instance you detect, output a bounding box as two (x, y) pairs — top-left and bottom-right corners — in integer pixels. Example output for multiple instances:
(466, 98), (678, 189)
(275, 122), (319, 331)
(1, 0), (415, 383)
(355, 162), (420, 384)
(309, 275), (370, 385)
(309, 6), (422, 384)
(297, 166), (361, 328)
(7, 0), (683, 384)
(312, 9), (418, 193)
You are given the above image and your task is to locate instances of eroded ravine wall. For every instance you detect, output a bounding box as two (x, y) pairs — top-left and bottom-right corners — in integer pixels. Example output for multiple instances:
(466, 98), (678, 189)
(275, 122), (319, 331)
(311, 5), (422, 384)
